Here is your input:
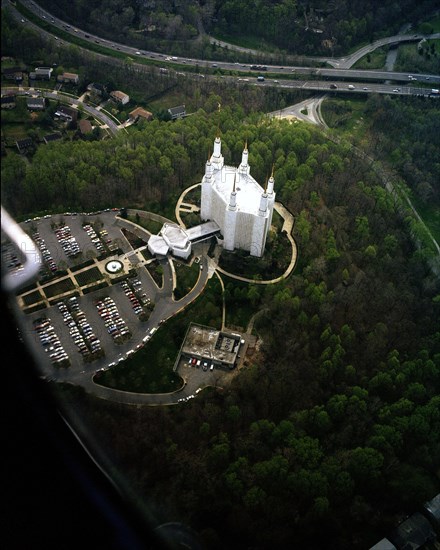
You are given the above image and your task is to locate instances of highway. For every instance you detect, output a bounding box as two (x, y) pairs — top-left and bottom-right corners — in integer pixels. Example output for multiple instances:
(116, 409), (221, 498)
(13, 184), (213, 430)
(11, 0), (440, 93)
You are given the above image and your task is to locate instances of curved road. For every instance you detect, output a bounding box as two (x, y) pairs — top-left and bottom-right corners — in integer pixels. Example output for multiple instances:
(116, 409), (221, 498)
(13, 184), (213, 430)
(9, 0), (440, 89)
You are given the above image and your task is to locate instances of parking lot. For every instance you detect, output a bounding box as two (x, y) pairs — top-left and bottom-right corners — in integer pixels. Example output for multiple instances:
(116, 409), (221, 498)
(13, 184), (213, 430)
(19, 211), (164, 378)
(10, 210), (241, 404)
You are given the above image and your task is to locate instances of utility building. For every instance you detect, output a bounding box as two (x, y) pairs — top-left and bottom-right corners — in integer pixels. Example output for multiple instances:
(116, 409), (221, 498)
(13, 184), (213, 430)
(200, 135), (275, 257)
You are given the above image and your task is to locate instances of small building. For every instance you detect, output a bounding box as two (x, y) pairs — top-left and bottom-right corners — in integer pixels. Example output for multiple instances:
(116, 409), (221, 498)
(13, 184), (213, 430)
(87, 82), (105, 96)
(78, 119), (92, 135)
(57, 72), (79, 85)
(16, 137), (33, 154)
(2, 67), (24, 82)
(26, 97), (45, 110)
(43, 133), (62, 144)
(54, 105), (77, 122)
(422, 493), (440, 532)
(1, 95), (16, 109)
(110, 90), (130, 105)
(388, 512), (437, 550)
(168, 104), (186, 120)
(147, 222), (191, 260)
(29, 67), (53, 80)
(177, 323), (243, 370)
(369, 538), (397, 550)
(129, 107), (153, 122)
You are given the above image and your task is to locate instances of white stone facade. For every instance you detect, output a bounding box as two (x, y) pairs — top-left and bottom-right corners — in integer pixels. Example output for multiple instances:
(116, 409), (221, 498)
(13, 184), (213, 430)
(200, 137), (275, 257)
(147, 223), (191, 259)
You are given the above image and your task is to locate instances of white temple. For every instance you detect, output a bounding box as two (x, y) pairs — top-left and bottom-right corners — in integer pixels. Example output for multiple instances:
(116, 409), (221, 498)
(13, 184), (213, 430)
(200, 136), (275, 257)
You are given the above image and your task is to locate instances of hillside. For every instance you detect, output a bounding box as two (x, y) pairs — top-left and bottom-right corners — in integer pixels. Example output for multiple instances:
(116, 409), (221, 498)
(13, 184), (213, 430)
(36, 0), (437, 56)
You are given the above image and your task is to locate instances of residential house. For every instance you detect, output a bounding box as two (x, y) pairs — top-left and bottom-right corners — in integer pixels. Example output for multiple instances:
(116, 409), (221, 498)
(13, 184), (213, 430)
(54, 105), (77, 122)
(422, 493), (440, 532)
(87, 82), (106, 96)
(78, 119), (92, 135)
(29, 67), (53, 80)
(2, 67), (24, 83)
(128, 107), (153, 122)
(368, 539), (397, 550)
(16, 137), (33, 154)
(110, 90), (130, 105)
(43, 133), (62, 144)
(57, 72), (79, 85)
(168, 104), (186, 120)
(388, 513), (437, 550)
(26, 97), (45, 110)
(1, 95), (16, 109)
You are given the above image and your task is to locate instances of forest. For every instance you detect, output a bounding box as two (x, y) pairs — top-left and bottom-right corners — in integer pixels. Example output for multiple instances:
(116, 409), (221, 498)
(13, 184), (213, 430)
(35, 0), (437, 56)
(5, 105), (436, 548)
(2, 6), (440, 549)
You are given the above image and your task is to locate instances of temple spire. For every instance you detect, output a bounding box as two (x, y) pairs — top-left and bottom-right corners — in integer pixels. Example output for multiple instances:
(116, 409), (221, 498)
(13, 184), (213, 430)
(240, 141), (250, 175)
(216, 102), (221, 138)
(229, 173), (237, 210)
(267, 166), (275, 195)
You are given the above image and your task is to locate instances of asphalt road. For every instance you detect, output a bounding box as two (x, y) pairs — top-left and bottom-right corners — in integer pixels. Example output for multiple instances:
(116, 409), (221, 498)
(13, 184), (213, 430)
(16, 210), (216, 404)
(12, 0), (440, 88)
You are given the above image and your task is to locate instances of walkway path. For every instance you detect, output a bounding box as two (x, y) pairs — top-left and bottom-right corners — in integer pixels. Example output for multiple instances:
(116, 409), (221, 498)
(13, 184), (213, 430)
(175, 184), (298, 286)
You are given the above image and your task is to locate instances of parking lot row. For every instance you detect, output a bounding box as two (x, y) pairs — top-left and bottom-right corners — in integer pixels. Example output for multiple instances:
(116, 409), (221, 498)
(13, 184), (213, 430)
(32, 229), (58, 273)
(33, 317), (69, 366)
(54, 223), (81, 258)
(58, 296), (103, 359)
(95, 296), (132, 343)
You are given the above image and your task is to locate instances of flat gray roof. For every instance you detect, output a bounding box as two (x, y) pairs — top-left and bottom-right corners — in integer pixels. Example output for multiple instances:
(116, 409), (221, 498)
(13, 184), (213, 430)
(181, 323), (241, 366)
(186, 221), (220, 242)
(161, 223), (189, 250)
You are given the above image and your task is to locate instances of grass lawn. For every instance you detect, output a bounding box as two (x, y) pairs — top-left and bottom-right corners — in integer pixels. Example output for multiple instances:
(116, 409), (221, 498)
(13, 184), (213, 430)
(44, 278), (75, 299)
(22, 290), (44, 306)
(146, 88), (192, 113)
(127, 214), (162, 234)
(2, 122), (29, 143)
(210, 30), (280, 53)
(74, 267), (104, 287)
(321, 97), (368, 135)
(352, 47), (387, 70)
(173, 261), (200, 300)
